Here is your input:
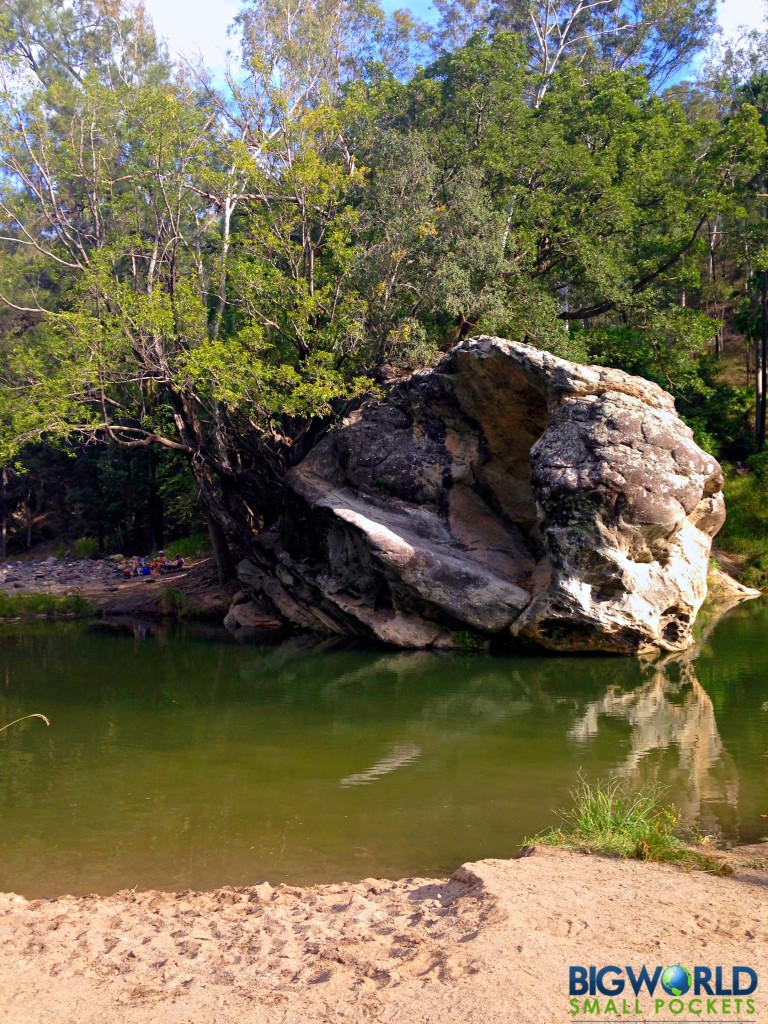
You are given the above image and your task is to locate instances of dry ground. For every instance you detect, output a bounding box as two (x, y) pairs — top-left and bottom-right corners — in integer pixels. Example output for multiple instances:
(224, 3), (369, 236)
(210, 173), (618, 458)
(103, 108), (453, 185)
(0, 845), (766, 1024)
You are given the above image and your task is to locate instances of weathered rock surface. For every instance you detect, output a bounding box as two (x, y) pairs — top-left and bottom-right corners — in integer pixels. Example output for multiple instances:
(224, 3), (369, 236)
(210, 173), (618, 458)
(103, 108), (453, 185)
(235, 337), (741, 653)
(223, 595), (284, 640)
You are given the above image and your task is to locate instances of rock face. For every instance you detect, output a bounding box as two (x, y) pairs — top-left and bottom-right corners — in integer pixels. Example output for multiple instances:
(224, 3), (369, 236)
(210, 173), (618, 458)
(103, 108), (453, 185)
(237, 337), (729, 653)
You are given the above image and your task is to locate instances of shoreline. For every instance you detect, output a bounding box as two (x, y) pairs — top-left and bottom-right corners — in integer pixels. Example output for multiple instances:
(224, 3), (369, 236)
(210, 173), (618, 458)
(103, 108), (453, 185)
(0, 575), (765, 1021)
(0, 547), (760, 634)
(0, 555), (235, 623)
(0, 845), (765, 1023)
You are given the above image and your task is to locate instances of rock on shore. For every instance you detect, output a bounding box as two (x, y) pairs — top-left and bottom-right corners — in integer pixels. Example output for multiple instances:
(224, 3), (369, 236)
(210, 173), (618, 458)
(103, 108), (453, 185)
(235, 337), (734, 654)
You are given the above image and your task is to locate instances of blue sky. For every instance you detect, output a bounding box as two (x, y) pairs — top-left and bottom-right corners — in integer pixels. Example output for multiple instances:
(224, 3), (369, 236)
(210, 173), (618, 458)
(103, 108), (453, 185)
(143, 0), (766, 74)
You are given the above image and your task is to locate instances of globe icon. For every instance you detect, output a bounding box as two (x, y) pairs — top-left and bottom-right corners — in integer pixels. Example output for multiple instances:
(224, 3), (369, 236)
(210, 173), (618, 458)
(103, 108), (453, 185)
(662, 965), (692, 996)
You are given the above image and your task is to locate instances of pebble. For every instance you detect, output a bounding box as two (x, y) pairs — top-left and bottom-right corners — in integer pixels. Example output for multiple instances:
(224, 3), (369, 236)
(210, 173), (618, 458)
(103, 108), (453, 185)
(0, 558), (130, 593)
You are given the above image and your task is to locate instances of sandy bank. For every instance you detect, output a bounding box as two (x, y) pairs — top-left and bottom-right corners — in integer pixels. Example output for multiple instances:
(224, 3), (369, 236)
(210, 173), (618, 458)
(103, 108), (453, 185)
(0, 845), (765, 1023)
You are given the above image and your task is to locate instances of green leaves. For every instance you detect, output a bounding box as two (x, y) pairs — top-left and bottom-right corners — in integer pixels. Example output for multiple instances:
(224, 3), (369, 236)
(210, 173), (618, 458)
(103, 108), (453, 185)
(0, 0), (764, 531)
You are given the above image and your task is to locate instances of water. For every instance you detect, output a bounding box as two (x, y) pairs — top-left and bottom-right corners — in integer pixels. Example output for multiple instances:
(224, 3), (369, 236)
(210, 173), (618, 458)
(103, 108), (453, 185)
(0, 602), (766, 898)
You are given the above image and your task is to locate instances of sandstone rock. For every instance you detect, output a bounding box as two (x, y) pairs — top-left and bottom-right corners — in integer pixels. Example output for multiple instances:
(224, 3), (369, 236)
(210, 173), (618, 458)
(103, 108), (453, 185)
(235, 558), (267, 593)
(705, 566), (761, 608)
(250, 337), (745, 653)
(223, 599), (283, 636)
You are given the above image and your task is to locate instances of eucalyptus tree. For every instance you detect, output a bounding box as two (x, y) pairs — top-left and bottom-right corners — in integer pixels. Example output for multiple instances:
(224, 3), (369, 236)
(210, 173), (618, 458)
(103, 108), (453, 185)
(729, 72), (768, 448)
(359, 34), (765, 381)
(0, 0), (420, 576)
(431, 0), (718, 101)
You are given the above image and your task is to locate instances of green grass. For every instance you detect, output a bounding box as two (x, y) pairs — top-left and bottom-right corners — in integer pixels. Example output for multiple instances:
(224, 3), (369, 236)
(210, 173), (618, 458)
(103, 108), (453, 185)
(0, 592), (94, 618)
(718, 470), (768, 589)
(455, 629), (487, 651)
(73, 535), (99, 559)
(149, 533), (210, 561)
(159, 587), (190, 617)
(528, 775), (732, 875)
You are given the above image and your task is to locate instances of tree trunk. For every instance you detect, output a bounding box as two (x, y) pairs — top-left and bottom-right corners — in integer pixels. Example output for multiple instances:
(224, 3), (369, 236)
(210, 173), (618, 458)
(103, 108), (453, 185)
(0, 467), (7, 560)
(206, 513), (236, 584)
(25, 490), (33, 550)
(760, 268), (768, 451)
(185, 454), (240, 582)
(148, 450), (164, 550)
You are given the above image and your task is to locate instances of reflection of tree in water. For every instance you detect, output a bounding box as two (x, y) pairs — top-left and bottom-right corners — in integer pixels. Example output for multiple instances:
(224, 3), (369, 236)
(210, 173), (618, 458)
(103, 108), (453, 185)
(568, 654), (739, 841)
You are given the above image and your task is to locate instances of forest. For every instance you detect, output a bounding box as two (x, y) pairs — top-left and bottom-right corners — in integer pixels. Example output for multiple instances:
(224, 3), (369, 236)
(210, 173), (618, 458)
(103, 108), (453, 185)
(1, 0), (767, 580)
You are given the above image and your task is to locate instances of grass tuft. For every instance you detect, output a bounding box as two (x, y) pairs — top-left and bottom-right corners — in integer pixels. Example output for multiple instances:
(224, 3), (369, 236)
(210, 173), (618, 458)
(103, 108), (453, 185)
(528, 774), (732, 875)
(0, 592), (94, 618)
(159, 587), (189, 617)
(72, 536), (99, 559)
(454, 629), (487, 651)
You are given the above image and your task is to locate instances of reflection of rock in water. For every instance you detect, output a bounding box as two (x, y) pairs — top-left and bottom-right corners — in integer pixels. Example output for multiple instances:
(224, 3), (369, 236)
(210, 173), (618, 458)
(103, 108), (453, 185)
(568, 658), (739, 840)
(339, 744), (422, 788)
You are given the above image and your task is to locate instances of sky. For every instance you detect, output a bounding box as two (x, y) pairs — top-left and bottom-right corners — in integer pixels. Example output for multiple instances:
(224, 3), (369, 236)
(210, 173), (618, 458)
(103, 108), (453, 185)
(142, 0), (766, 75)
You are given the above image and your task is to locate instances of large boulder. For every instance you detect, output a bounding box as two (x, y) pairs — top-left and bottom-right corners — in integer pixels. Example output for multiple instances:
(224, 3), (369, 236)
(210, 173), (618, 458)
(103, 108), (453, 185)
(238, 337), (731, 653)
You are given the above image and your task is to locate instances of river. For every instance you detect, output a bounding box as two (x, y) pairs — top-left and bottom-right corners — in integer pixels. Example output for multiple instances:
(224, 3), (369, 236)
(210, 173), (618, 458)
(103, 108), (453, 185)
(0, 601), (766, 897)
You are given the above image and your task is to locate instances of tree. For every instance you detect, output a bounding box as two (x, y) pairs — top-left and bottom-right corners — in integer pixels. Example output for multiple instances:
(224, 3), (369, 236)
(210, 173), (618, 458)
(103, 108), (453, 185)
(730, 72), (768, 448)
(358, 34), (764, 365)
(0, 0), (413, 576)
(431, 0), (718, 101)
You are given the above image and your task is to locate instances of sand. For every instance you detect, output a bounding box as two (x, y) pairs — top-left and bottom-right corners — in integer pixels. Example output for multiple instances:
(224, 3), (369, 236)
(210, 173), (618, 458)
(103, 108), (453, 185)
(0, 845), (766, 1023)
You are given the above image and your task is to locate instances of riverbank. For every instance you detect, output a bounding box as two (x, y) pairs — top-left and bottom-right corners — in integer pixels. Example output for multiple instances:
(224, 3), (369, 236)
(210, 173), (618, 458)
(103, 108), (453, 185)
(0, 555), (235, 621)
(0, 845), (765, 1023)
(0, 545), (759, 635)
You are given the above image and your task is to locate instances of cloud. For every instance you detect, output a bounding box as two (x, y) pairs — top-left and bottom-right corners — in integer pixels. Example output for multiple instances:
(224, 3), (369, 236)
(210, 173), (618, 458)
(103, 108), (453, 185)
(718, 0), (766, 37)
(142, 0), (766, 73)
(142, 0), (241, 72)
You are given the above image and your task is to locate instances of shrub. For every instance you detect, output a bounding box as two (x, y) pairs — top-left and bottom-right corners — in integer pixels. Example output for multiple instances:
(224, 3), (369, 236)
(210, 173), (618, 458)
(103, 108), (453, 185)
(746, 451), (768, 480)
(73, 536), (99, 559)
(162, 534), (210, 559)
(718, 469), (768, 590)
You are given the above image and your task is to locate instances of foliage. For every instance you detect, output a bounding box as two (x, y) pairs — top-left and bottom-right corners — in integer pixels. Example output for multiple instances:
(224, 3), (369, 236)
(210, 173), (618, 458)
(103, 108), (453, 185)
(0, 444), (201, 556)
(0, 0), (405, 570)
(162, 534), (211, 560)
(432, 0), (718, 94)
(746, 450), (768, 479)
(454, 629), (487, 650)
(530, 774), (731, 873)
(361, 38), (764, 365)
(72, 536), (99, 559)
(718, 469), (768, 589)
(0, 0), (767, 571)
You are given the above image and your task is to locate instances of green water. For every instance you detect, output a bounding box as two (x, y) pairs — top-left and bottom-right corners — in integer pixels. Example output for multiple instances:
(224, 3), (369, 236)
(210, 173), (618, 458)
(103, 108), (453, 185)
(0, 602), (767, 898)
